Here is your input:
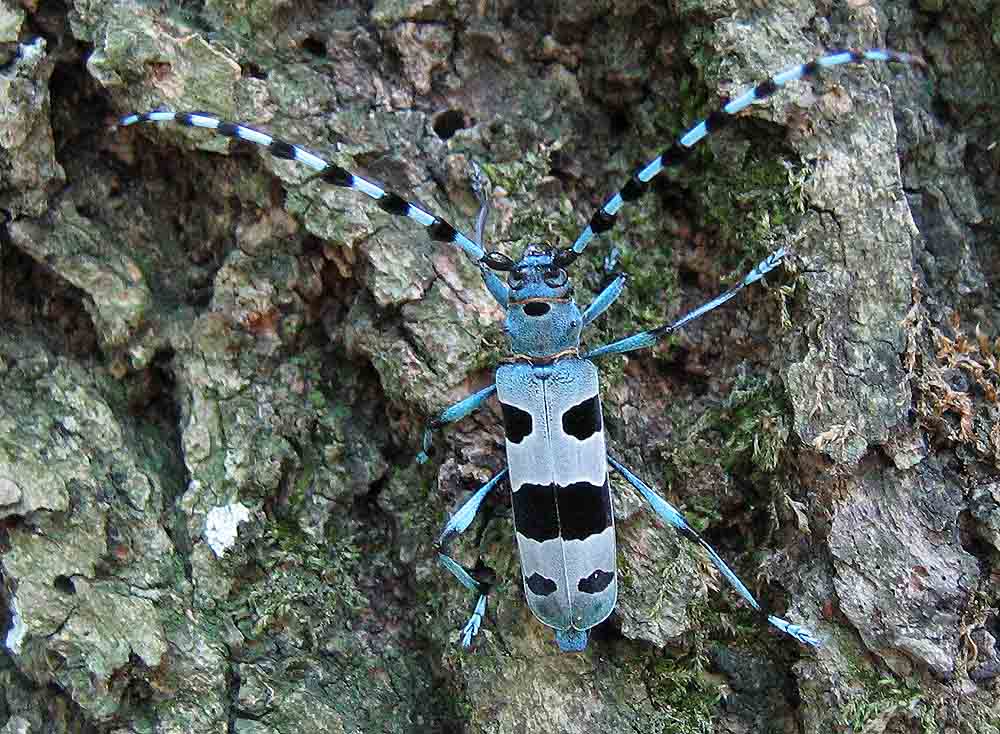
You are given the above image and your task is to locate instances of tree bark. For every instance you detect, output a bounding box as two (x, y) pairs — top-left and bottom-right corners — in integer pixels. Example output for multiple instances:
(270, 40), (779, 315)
(0, 1), (997, 732)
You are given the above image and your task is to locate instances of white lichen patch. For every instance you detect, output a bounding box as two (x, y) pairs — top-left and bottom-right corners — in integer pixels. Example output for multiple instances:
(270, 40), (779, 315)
(0, 476), (21, 505)
(5, 595), (25, 655)
(204, 502), (252, 557)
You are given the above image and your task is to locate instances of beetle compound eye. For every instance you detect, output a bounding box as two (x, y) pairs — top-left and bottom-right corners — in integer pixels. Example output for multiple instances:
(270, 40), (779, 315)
(544, 268), (567, 287)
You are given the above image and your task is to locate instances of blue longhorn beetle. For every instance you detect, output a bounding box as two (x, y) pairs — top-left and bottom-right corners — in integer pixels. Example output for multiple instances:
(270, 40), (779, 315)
(120, 48), (924, 652)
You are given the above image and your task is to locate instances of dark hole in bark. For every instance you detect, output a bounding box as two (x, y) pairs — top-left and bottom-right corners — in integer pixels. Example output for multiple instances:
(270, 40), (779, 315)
(433, 109), (468, 140)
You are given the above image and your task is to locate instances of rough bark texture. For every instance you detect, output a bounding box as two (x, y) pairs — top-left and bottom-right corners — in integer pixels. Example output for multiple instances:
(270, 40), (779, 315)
(1, 1), (998, 732)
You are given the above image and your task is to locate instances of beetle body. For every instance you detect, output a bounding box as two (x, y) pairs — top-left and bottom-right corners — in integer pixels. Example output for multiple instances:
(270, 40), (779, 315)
(497, 358), (617, 636)
(118, 47), (923, 654)
(485, 244), (618, 647)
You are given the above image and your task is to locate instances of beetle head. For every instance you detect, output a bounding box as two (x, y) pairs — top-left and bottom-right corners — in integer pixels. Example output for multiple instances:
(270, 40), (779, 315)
(492, 243), (583, 358)
(482, 243), (578, 304)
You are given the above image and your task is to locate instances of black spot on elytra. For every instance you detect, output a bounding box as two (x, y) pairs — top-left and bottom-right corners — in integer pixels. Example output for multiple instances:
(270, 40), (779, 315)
(526, 573), (557, 596)
(578, 569), (614, 594)
(557, 480), (612, 541)
(512, 483), (559, 541)
(501, 402), (533, 443)
(561, 395), (602, 440)
(514, 480), (612, 543)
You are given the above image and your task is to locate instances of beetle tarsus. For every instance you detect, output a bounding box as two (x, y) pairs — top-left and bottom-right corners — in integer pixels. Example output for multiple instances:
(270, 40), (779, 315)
(555, 628), (588, 652)
(460, 594), (488, 647)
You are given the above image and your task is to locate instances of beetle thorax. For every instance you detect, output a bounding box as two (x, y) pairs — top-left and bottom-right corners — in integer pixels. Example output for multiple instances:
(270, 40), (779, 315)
(503, 244), (582, 359)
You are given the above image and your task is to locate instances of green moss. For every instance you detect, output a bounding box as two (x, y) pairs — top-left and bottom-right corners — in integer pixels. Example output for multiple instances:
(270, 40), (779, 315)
(242, 519), (367, 640)
(683, 492), (725, 533)
(673, 37), (808, 266)
(608, 63), (806, 337)
(613, 225), (682, 331)
(717, 374), (791, 474)
(479, 149), (552, 208)
(697, 593), (780, 649)
(670, 373), (791, 479)
(639, 374), (795, 645)
(642, 654), (722, 734)
(839, 660), (937, 734)
(698, 152), (806, 268)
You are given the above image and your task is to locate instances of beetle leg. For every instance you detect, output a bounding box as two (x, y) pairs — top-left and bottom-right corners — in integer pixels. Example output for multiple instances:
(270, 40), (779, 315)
(583, 249), (784, 360)
(608, 455), (820, 647)
(580, 273), (628, 329)
(417, 383), (498, 463)
(436, 469), (507, 647)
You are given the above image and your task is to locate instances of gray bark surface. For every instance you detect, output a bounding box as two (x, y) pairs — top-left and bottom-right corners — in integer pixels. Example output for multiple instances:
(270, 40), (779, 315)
(0, 1), (998, 732)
